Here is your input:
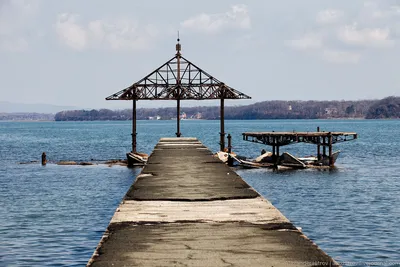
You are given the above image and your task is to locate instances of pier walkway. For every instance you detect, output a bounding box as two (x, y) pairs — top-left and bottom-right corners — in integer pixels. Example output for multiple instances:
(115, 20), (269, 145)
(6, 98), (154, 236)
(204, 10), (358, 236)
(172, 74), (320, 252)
(87, 138), (338, 267)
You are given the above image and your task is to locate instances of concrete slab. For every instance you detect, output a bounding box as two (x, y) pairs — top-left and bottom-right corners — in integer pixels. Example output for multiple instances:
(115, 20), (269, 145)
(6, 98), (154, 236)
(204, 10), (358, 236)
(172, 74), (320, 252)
(159, 137), (199, 142)
(111, 197), (292, 225)
(89, 223), (337, 267)
(126, 142), (259, 201)
(87, 138), (339, 267)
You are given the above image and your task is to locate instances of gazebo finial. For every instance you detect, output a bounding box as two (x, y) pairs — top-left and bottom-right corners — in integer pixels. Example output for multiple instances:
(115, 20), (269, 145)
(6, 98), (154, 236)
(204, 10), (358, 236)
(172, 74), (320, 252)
(176, 31), (181, 55)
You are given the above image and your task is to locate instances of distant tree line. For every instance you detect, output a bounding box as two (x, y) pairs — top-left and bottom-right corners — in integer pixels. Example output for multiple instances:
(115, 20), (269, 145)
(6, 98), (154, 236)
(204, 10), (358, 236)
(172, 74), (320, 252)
(0, 113), (54, 121)
(365, 96), (400, 119)
(54, 97), (400, 121)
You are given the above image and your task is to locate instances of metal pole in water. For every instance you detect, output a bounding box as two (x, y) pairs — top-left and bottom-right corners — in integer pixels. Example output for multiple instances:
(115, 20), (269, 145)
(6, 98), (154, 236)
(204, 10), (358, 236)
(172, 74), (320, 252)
(41, 152), (46, 165)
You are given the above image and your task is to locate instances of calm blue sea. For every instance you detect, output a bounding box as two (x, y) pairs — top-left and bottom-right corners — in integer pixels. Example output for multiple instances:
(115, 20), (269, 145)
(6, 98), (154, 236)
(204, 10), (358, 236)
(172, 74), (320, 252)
(0, 120), (399, 266)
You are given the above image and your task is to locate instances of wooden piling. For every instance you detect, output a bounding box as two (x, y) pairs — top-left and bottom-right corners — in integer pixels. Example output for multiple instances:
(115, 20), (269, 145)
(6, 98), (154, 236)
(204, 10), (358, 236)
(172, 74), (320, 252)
(328, 132), (333, 167)
(317, 127), (321, 160)
(272, 136), (276, 159)
(227, 134), (233, 167)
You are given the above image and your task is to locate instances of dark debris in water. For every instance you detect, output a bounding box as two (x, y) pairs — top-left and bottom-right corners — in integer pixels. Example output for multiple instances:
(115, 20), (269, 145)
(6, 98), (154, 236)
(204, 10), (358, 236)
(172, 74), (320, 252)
(18, 159), (129, 167)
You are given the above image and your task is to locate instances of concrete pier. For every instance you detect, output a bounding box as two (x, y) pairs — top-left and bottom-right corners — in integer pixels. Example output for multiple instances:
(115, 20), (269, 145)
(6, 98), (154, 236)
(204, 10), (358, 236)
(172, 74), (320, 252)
(87, 138), (339, 267)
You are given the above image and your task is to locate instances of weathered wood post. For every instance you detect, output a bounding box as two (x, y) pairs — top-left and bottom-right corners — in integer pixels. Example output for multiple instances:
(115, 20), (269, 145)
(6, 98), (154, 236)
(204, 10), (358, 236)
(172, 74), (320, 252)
(273, 137), (279, 171)
(317, 127), (321, 160)
(227, 134), (233, 166)
(41, 152), (46, 165)
(328, 132), (333, 167)
(272, 136), (276, 158)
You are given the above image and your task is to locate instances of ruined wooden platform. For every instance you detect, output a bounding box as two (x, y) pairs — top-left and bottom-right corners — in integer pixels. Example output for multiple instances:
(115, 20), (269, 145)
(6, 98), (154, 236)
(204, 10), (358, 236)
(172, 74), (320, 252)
(243, 130), (357, 167)
(87, 137), (339, 267)
(242, 131), (357, 146)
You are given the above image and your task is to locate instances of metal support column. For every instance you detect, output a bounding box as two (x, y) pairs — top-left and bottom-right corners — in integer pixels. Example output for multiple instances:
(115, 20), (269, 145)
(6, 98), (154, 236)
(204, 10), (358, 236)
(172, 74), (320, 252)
(132, 100), (137, 153)
(220, 98), (225, 151)
(176, 39), (182, 137)
(176, 98), (181, 137)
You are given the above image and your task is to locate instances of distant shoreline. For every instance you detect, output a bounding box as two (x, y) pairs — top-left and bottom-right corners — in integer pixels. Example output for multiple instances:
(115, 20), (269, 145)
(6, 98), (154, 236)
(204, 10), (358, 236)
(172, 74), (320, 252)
(2, 96), (399, 121)
(6, 118), (400, 123)
(0, 120), (55, 122)
(53, 97), (400, 121)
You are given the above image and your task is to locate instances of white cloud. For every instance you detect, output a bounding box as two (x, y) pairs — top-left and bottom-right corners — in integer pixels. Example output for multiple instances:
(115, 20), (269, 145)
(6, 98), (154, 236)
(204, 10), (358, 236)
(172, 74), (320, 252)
(55, 14), (87, 51)
(374, 5), (400, 18)
(181, 4), (251, 34)
(55, 14), (159, 51)
(0, 0), (41, 52)
(316, 9), (344, 24)
(88, 19), (158, 51)
(322, 49), (361, 64)
(357, 1), (400, 25)
(0, 37), (28, 52)
(337, 24), (394, 48)
(285, 34), (323, 50)
(286, 1), (398, 64)
(391, 5), (400, 15)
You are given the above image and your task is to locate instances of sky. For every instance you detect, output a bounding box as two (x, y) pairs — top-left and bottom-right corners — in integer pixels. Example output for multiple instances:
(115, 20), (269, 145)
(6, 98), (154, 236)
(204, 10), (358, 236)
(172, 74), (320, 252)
(1, 0), (399, 110)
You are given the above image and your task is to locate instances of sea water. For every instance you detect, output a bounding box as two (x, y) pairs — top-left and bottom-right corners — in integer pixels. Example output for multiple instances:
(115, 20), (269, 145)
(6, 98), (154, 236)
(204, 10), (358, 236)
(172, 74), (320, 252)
(0, 120), (399, 266)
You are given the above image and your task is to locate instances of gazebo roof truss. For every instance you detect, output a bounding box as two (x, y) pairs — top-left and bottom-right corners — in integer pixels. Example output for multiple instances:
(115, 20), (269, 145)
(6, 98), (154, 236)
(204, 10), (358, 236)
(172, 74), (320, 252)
(106, 55), (251, 101)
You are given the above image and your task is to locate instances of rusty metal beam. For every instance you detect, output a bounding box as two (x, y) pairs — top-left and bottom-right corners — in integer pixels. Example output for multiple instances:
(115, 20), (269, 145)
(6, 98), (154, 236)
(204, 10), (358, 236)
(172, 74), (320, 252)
(242, 131), (357, 147)
(105, 55), (251, 101)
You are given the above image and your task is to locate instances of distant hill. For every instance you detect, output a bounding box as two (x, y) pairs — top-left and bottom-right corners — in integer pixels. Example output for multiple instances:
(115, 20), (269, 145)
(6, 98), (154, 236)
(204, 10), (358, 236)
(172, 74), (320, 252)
(0, 113), (54, 121)
(366, 96), (400, 119)
(54, 99), (385, 121)
(0, 101), (79, 113)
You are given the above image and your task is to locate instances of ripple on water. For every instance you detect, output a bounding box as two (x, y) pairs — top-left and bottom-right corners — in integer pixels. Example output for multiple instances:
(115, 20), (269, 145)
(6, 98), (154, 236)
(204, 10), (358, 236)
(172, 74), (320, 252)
(1, 120), (399, 266)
